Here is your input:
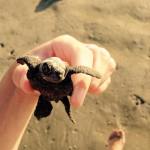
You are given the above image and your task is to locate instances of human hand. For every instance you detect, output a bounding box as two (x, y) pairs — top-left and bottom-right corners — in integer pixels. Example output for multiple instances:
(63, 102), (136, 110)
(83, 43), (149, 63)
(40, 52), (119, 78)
(13, 35), (116, 107)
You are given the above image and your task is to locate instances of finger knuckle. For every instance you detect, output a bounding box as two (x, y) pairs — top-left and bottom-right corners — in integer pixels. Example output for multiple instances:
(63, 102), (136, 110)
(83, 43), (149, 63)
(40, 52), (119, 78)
(61, 34), (74, 40)
(53, 34), (76, 44)
(109, 58), (116, 71)
(100, 48), (111, 58)
(86, 44), (98, 49)
(60, 35), (79, 44)
(81, 47), (93, 60)
(107, 78), (111, 84)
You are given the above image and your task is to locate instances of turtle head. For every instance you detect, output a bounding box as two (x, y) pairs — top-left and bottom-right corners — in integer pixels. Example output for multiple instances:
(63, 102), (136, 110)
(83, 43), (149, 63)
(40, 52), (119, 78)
(39, 57), (67, 83)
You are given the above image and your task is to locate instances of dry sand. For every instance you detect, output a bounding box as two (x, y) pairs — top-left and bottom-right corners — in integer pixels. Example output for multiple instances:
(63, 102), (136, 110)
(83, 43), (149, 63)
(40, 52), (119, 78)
(0, 0), (150, 150)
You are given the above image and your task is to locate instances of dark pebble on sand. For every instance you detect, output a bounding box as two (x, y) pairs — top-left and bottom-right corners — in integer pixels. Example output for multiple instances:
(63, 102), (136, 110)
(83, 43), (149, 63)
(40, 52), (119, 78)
(0, 42), (5, 48)
(10, 49), (15, 55)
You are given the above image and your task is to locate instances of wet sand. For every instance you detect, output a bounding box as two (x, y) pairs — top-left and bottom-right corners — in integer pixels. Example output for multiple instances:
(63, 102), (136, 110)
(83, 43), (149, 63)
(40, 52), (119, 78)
(0, 0), (150, 150)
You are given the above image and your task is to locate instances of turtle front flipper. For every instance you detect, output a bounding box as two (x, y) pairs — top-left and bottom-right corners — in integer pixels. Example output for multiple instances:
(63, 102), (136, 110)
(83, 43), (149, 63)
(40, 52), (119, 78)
(60, 96), (76, 124)
(68, 66), (101, 79)
(17, 55), (41, 69)
(34, 95), (53, 120)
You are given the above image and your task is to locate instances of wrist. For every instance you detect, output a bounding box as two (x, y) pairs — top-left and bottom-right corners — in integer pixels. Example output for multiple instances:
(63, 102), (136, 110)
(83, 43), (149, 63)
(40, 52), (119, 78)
(0, 63), (38, 150)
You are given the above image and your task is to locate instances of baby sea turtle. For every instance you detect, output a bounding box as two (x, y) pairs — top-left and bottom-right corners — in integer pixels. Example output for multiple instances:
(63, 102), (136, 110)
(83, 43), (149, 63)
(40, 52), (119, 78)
(17, 55), (101, 123)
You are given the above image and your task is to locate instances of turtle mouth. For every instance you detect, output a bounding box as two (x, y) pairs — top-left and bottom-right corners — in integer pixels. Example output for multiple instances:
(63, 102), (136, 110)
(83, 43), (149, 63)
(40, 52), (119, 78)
(42, 73), (65, 83)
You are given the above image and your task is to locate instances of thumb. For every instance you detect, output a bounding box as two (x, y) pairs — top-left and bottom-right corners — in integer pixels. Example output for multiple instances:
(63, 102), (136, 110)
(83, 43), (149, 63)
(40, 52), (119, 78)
(12, 64), (39, 95)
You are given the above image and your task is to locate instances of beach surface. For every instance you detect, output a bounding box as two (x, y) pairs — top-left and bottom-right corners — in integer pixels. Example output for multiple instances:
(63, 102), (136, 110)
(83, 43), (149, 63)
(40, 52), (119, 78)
(0, 0), (150, 149)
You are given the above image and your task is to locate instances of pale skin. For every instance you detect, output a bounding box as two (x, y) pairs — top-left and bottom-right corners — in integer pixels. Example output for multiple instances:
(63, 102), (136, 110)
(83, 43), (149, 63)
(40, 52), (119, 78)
(107, 129), (125, 150)
(0, 35), (117, 150)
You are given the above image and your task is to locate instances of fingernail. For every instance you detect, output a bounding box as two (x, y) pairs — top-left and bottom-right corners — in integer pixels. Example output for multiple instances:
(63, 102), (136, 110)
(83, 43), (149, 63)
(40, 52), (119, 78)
(71, 86), (87, 108)
(20, 75), (27, 89)
(20, 75), (37, 95)
(20, 75), (30, 93)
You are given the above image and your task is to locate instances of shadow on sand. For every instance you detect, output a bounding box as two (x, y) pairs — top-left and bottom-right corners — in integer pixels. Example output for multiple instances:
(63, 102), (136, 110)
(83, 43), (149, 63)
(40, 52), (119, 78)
(35, 0), (61, 12)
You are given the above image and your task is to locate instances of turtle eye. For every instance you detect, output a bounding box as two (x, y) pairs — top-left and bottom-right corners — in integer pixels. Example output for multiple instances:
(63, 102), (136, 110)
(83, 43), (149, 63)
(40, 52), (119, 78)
(42, 63), (51, 75)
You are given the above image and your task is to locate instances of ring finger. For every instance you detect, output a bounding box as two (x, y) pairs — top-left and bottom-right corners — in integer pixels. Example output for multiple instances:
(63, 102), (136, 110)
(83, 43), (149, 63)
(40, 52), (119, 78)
(85, 44), (116, 94)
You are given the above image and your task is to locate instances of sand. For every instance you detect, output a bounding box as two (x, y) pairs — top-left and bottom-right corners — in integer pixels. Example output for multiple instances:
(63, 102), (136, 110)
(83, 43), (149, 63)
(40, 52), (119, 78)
(0, 0), (150, 150)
